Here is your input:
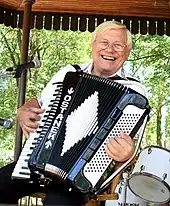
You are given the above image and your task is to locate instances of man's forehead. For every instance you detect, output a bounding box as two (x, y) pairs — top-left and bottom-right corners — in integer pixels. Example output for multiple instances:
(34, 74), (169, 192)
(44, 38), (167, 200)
(99, 28), (126, 34)
(96, 28), (127, 40)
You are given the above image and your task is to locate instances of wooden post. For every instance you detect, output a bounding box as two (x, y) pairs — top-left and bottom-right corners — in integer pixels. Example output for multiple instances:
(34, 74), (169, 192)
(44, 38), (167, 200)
(14, 0), (35, 161)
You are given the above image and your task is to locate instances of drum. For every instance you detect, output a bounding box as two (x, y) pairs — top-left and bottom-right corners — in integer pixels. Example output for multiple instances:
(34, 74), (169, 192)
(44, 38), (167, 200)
(106, 173), (147, 206)
(128, 146), (170, 204)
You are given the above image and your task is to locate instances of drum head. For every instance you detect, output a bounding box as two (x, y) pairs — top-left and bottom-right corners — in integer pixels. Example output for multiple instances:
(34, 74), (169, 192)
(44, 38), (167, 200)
(128, 173), (170, 204)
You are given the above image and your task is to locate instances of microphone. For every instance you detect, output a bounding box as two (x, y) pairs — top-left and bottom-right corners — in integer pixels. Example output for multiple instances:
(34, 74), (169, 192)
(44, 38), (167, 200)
(4, 59), (41, 78)
(0, 118), (13, 129)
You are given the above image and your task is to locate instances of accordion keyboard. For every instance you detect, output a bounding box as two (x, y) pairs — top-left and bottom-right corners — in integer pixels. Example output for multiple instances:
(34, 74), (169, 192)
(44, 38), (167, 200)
(12, 130), (41, 179)
(11, 82), (63, 179)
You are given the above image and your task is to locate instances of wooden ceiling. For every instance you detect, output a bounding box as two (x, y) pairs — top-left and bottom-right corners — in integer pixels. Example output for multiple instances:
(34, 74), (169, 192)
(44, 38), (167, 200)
(1, 0), (170, 19)
(0, 0), (170, 35)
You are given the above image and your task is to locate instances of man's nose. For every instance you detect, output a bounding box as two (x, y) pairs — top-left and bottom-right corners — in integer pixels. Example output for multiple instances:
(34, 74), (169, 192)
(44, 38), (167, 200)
(106, 43), (116, 52)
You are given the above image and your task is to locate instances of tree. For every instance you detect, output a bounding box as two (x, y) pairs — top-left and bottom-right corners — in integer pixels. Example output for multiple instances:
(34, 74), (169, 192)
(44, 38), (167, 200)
(127, 34), (170, 147)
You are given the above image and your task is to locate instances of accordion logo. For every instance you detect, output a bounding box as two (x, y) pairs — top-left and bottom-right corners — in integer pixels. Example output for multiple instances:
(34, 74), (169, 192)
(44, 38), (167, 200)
(45, 87), (75, 149)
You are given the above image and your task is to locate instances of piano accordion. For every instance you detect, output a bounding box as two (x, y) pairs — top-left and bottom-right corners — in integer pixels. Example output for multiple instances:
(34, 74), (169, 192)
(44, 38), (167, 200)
(12, 71), (150, 195)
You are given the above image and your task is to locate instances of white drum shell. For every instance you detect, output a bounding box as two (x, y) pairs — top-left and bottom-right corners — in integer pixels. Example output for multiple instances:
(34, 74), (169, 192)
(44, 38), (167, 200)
(106, 180), (148, 206)
(128, 146), (170, 204)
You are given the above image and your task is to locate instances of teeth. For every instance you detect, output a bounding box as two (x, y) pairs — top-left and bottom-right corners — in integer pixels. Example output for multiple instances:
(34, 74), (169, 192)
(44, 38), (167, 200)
(102, 55), (115, 60)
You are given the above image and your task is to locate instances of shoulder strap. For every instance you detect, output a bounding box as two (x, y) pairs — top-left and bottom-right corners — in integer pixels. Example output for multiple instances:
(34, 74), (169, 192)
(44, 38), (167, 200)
(109, 75), (140, 83)
(126, 76), (140, 82)
(72, 64), (82, 72)
(72, 65), (140, 83)
(109, 76), (126, 81)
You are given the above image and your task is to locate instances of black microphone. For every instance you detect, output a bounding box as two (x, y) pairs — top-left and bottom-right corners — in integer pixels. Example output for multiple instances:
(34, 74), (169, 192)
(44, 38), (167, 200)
(6, 59), (41, 78)
(0, 118), (13, 129)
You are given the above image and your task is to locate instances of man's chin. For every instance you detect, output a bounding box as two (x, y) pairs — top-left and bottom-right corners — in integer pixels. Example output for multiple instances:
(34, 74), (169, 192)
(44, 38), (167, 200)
(102, 66), (118, 74)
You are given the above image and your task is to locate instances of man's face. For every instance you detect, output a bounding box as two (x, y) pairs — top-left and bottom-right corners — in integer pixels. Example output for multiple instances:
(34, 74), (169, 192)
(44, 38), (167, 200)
(92, 28), (131, 77)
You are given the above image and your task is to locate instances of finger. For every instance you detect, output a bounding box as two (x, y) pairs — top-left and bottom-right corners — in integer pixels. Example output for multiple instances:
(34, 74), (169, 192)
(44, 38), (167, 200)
(23, 130), (30, 139)
(120, 131), (132, 142)
(29, 112), (42, 121)
(108, 137), (133, 155)
(115, 137), (135, 156)
(106, 139), (121, 155)
(22, 124), (37, 133)
(105, 145), (120, 160)
(21, 116), (39, 128)
(119, 131), (134, 147)
(30, 107), (45, 114)
(108, 137), (122, 149)
(27, 121), (39, 129)
(113, 137), (133, 151)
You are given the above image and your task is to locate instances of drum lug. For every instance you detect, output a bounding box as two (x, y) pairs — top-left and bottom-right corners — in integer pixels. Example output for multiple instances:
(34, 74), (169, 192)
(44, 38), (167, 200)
(148, 147), (152, 154)
(162, 173), (167, 181)
(140, 165), (145, 172)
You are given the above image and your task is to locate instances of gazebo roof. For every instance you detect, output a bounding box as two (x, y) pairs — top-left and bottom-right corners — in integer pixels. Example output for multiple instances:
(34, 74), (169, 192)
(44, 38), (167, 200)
(0, 0), (170, 35)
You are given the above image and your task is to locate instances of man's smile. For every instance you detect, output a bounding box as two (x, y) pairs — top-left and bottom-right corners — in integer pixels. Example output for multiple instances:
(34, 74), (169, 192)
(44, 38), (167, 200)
(101, 55), (116, 61)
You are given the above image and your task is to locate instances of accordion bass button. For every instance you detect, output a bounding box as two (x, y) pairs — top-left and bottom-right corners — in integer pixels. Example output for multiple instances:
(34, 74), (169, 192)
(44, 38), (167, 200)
(89, 138), (101, 150)
(82, 148), (94, 161)
(96, 128), (108, 140)
(103, 118), (115, 130)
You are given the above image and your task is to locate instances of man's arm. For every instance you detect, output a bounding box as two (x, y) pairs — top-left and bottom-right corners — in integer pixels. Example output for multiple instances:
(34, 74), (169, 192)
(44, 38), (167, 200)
(17, 98), (45, 138)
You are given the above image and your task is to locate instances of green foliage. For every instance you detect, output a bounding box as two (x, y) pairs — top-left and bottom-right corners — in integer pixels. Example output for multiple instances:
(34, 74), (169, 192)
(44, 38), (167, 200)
(26, 29), (91, 99)
(127, 34), (170, 147)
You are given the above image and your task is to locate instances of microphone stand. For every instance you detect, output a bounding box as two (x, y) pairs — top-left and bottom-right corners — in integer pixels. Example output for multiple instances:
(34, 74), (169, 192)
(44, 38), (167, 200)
(122, 173), (128, 204)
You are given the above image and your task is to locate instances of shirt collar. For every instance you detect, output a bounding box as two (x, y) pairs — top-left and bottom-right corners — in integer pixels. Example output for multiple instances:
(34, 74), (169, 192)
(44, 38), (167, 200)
(87, 62), (127, 79)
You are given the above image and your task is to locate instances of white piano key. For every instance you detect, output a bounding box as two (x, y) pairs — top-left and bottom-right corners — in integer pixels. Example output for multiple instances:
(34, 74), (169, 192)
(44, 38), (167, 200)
(19, 150), (33, 155)
(12, 172), (30, 179)
(14, 165), (30, 173)
(15, 161), (29, 168)
(17, 156), (30, 161)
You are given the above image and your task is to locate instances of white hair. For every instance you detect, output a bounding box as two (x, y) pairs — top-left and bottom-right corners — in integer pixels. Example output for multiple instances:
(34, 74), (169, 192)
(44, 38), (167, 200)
(92, 21), (132, 50)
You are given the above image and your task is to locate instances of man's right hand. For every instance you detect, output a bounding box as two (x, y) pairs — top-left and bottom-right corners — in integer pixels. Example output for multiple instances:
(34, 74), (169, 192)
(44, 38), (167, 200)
(17, 98), (45, 138)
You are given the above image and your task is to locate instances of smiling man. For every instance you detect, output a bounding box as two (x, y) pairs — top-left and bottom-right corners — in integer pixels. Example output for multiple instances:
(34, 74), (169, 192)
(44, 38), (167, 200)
(91, 21), (132, 78)
(0, 21), (136, 206)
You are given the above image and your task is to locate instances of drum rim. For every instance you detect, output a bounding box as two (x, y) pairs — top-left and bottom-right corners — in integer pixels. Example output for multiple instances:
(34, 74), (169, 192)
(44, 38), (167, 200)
(141, 145), (170, 153)
(127, 172), (170, 204)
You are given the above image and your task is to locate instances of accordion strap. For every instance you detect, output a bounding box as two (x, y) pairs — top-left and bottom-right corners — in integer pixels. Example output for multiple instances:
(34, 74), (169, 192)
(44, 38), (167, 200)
(72, 64), (140, 83)
(72, 64), (82, 72)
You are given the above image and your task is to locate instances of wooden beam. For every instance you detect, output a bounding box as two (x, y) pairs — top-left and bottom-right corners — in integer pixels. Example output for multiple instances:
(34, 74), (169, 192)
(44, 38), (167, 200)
(0, 0), (22, 9)
(1, 0), (170, 19)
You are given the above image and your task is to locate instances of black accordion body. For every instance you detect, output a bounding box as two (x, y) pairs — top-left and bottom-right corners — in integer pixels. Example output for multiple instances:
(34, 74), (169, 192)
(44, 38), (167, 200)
(12, 71), (150, 195)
